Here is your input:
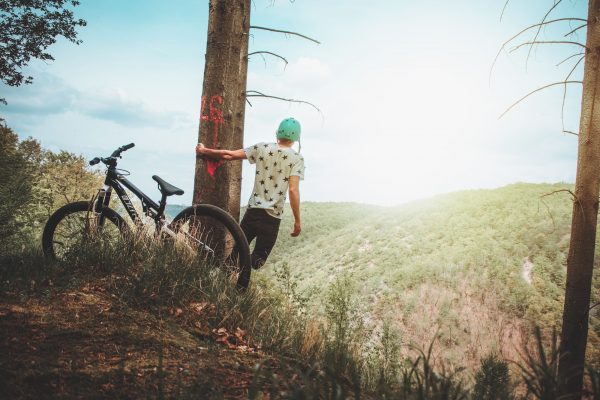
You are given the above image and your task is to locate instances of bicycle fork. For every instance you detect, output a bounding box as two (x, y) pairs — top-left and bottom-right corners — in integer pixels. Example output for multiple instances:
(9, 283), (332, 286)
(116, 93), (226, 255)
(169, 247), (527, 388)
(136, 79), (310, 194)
(92, 185), (113, 228)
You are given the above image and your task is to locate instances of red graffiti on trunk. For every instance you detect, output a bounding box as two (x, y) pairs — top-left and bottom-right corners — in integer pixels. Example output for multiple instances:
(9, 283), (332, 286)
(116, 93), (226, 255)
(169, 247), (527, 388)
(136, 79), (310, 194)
(200, 95), (224, 177)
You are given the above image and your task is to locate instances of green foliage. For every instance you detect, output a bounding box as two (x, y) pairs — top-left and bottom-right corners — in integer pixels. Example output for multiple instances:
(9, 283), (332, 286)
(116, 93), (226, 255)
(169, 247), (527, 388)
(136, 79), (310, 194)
(0, 0), (86, 95)
(0, 125), (102, 256)
(265, 184), (600, 368)
(0, 125), (36, 250)
(473, 353), (511, 400)
(273, 261), (312, 318)
(322, 274), (364, 392)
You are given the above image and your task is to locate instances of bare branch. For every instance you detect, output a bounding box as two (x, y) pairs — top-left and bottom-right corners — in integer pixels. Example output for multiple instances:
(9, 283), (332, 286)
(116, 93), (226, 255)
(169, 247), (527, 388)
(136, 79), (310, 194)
(245, 90), (321, 113)
(540, 188), (577, 231)
(591, 302), (600, 311)
(489, 18), (586, 85)
(248, 51), (288, 68)
(500, 0), (510, 21)
(561, 55), (585, 133)
(541, 190), (582, 226)
(541, 189), (576, 200)
(510, 40), (587, 53)
(556, 52), (585, 67)
(563, 130), (578, 136)
(564, 23), (587, 38)
(246, 98), (253, 107)
(526, 0), (564, 65)
(499, 81), (583, 119)
(250, 25), (320, 44)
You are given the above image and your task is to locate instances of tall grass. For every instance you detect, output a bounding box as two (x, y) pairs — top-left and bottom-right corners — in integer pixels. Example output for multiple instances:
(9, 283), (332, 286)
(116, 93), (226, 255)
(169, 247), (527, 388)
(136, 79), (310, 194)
(2, 230), (599, 399)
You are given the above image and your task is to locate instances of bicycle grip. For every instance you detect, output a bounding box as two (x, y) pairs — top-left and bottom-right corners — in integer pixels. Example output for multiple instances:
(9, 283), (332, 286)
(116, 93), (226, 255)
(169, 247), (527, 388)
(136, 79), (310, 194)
(122, 143), (135, 151)
(89, 157), (101, 166)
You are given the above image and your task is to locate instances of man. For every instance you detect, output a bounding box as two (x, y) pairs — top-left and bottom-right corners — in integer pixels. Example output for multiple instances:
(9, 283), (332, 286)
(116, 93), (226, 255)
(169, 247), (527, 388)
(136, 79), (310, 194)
(195, 117), (304, 270)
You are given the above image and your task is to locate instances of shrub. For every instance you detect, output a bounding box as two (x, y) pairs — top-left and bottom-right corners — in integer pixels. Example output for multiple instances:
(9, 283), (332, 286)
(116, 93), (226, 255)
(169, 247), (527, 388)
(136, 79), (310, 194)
(473, 353), (511, 400)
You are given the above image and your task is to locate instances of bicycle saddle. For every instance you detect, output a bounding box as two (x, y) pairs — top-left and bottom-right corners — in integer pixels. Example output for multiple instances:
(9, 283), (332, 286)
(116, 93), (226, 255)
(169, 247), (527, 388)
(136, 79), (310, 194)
(152, 175), (184, 196)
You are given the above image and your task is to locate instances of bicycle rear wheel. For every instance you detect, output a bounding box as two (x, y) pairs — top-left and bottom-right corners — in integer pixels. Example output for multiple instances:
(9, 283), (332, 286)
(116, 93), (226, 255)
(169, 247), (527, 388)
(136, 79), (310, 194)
(169, 204), (251, 289)
(42, 201), (127, 261)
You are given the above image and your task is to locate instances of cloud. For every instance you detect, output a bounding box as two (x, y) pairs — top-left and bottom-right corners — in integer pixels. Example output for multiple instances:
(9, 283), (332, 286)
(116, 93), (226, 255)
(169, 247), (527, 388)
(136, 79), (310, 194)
(1, 74), (78, 116)
(1, 71), (187, 128)
(77, 89), (182, 128)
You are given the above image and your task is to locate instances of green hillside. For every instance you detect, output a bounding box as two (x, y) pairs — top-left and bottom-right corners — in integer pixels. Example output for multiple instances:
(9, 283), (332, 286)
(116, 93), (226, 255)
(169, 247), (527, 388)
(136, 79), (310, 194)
(263, 183), (600, 367)
(165, 204), (188, 218)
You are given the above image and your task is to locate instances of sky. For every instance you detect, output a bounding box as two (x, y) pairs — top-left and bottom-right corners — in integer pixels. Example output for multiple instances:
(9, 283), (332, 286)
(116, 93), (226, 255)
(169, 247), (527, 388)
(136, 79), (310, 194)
(0, 0), (589, 206)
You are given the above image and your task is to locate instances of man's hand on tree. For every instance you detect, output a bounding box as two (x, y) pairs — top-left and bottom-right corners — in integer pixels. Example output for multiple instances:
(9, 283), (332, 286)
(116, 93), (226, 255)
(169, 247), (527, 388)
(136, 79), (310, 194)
(195, 143), (206, 157)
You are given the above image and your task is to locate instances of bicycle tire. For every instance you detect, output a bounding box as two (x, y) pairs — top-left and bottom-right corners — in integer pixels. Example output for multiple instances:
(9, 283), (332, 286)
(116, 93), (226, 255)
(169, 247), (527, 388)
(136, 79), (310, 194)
(169, 204), (252, 289)
(42, 201), (127, 261)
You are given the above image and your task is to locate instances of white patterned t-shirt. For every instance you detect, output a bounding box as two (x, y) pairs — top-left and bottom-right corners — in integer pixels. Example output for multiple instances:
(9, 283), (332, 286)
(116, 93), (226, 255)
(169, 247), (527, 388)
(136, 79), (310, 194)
(244, 142), (305, 219)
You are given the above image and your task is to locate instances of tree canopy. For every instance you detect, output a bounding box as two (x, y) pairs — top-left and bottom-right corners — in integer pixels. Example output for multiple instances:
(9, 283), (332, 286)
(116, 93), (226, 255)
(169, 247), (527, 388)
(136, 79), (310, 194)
(0, 0), (86, 103)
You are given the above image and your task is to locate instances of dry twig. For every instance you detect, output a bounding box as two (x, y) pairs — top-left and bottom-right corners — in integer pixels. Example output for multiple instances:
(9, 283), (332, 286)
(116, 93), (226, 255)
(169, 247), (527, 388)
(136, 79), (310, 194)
(499, 81), (582, 119)
(526, 0), (565, 65)
(540, 189), (578, 231)
(556, 52), (585, 67)
(561, 55), (585, 133)
(248, 51), (288, 68)
(500, 0), (510, 21)
(564, 24), (587, 37)
(490, 18), (586, 85)
(245, 90), (321, 113)
(250, 25), (320, 44)
(510, 40), (587, 53)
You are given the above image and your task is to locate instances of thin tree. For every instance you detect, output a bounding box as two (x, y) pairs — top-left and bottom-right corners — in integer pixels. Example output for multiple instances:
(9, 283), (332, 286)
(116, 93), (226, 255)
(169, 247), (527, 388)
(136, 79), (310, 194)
(498, 1), (599, 397)
(558, 1), (600, 397)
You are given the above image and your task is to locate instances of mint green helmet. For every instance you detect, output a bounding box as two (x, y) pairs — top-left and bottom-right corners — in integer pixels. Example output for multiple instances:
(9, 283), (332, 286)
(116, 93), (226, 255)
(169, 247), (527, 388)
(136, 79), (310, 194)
(276, 118), (301, 142)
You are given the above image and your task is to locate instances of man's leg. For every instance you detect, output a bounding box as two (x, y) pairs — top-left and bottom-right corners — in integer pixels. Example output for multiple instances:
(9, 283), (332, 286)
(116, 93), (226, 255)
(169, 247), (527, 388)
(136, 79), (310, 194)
(240, 209), (258, 245)
(230, 209), (259, 270)
(251, 211), (281, 269)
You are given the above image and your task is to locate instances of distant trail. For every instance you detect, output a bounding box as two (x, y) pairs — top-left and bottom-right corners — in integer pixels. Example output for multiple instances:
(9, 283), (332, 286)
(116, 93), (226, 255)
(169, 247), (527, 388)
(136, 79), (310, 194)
(522, 256), (534, 284)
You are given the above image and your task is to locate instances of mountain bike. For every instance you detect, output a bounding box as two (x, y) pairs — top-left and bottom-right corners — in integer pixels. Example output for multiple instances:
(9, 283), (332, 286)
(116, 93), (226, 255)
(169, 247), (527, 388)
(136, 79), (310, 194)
(41, 143), (252, 288)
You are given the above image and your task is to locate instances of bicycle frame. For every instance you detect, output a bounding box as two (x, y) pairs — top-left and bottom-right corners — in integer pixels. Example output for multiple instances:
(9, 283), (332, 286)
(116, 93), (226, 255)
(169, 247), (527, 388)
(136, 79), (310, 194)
(94, 167), (165, 227)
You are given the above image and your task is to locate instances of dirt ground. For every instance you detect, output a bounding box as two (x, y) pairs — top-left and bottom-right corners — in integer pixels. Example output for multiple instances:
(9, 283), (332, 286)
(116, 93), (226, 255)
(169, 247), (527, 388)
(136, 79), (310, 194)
(0, 280), (284, 399)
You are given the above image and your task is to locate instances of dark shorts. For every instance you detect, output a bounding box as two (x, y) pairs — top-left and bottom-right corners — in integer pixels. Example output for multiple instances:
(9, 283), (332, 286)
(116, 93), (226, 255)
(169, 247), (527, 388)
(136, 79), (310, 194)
(240, 208), (281, 269)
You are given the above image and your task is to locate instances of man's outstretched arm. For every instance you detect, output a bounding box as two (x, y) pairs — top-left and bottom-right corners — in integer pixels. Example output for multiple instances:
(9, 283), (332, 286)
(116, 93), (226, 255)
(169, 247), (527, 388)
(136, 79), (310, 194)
(195, 143), (247, 161)
(288, 175), (301, 237)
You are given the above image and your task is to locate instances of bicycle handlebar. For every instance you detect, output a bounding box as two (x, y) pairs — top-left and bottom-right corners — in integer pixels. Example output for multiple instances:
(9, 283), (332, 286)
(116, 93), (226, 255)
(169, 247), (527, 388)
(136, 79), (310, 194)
(89, 157), (101, 166)
(111, 142), (135, 157)
(89, 143), (135, 166)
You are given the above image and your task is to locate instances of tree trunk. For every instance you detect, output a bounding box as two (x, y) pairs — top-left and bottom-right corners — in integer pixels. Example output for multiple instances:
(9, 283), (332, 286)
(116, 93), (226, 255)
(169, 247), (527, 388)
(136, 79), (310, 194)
(558, 1), (600, 397)
(194, 0), (250, 221)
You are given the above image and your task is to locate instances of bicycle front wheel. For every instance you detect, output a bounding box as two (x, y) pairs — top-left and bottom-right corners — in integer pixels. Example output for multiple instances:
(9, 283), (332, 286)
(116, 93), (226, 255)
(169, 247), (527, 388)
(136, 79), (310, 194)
(169, 204), (251, 289)
(42, 201), (127, 261)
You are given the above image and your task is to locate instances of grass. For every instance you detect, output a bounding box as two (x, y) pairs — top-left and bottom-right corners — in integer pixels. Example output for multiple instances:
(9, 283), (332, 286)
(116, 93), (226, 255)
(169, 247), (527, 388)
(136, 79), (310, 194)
(1, 182), (599, 398)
